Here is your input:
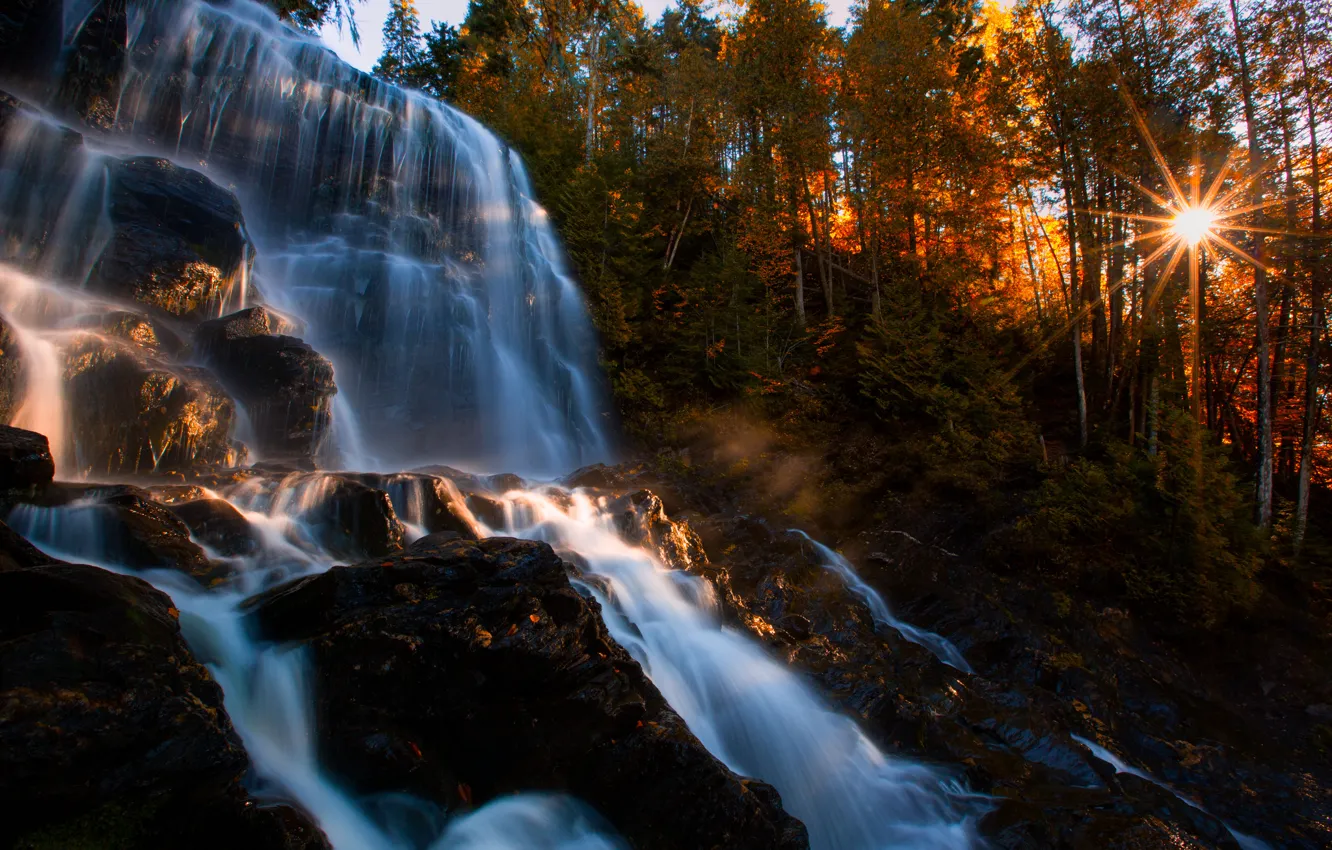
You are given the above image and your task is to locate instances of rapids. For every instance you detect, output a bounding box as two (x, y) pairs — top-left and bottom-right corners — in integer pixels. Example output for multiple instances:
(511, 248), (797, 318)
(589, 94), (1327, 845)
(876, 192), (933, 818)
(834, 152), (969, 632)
(1, 0), (982, 847)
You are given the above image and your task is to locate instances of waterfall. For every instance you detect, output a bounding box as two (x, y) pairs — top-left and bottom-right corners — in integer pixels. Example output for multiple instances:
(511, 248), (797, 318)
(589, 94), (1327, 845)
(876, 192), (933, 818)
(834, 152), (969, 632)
(115, 0), (611, 475)
(1, 1), (982, 847)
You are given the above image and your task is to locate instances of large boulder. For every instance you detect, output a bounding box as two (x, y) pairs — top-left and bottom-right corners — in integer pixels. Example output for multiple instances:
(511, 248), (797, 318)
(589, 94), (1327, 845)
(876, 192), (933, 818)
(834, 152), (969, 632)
(64, 333), (243, 476)
(251, 536), (808, 850)
(87, 157), (251, 320)
(0, 539), (327, 849)
(0, 424), (54, 491)
(194, 305), (305, 341)
(194, 313), (336, 461)
(169, 498), (260, 558)
(0, 530), (330, 847)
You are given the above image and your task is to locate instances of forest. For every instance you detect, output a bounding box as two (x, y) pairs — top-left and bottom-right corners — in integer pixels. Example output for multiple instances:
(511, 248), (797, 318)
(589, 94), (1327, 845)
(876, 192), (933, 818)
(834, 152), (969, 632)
(277, 0), (1332, 638)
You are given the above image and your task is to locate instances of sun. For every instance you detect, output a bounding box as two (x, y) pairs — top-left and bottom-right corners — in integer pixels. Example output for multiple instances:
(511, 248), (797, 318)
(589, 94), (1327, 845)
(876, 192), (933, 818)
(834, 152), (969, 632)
(1171, 205), (1217, 247)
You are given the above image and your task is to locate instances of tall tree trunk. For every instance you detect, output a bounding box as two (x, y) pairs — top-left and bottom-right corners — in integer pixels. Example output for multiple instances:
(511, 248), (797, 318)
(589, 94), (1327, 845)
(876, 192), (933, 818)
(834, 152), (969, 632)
(1229, 0), (1273, 529)
(794, 242), (806, 329)
(584, 18), (601, 165)
(1060, 137), (1089, 448)
(1020, 206), (1044, 323)
(1297, 12), (1324, 550)
(1109, 182), (1127, 391)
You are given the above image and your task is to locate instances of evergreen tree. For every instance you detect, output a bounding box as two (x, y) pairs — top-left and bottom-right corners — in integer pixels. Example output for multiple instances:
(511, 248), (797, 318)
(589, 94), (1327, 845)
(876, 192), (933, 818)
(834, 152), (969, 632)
(267, 0), (363, 44)
(374, 0), (423, 85)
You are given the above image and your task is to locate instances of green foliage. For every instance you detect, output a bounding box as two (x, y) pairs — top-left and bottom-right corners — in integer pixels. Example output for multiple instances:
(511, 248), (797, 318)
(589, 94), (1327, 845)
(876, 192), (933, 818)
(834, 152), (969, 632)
(1008, 412), (1263, 630)
(373, 0), (423, 84)
(856, 287), (1037, 492)
(265, 0), (362, 42)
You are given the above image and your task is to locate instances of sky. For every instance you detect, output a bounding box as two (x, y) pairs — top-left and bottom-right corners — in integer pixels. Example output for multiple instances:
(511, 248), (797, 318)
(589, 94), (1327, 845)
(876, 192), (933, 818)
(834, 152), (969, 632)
(321, 0), (855, 72)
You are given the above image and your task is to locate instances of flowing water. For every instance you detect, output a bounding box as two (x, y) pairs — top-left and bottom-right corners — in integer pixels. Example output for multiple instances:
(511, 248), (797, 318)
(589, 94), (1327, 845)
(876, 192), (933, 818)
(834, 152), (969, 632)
(1, 0), (983, 847)
(1071, 736), (1271, 850)
(790, 530), (974, 674)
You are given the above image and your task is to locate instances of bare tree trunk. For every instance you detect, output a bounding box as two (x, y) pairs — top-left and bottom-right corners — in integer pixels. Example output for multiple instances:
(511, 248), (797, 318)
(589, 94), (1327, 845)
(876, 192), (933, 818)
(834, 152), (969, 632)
(1297, 11), (1324, 550)
(584, 17), (601, 165)
(1020, 206), (1044, 322)
(1060, 138), (1089, 448)
(793, 243), (806, 329)
(1229, 0), (1273, 529)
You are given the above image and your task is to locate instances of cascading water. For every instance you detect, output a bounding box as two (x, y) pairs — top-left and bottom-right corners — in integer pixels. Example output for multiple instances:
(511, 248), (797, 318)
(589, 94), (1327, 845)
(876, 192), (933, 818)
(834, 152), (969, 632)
(489, 490), (980, 849)
(1071, 736), (1271, 850)
(790, 530), (974, 674)
(1, 0), (985, 847)
(112, 0), (610, 475)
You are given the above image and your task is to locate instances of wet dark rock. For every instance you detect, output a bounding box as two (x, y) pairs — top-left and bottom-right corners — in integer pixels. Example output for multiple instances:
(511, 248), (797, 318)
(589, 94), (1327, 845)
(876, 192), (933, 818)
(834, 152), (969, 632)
(88, 158), (251, 320)
(0, 425), (55, 491)
(64, 332), (242, 475)
(463, 492), (506, 529)
(146, 484), (212, 504)
(250, 536), (808, 850)
(5, 486), (228, 584)
(194, 314), (337, 461)
(169, 498), (260, 558)
(0, 5), (64, 104)
(0, 518), (51, 571)
(607, 489), (708, 572)
(0, 526), (331, 849)
(0, 555), (236, 843)
(0, 312), (21, 421)
(195, 305), (305, 341)
(562, 463), (624, 490)
(408, 530), (463, 550)
(75, 309), (186, 356)
(346, 472), (478, 537)
(280, 474), (404, 559)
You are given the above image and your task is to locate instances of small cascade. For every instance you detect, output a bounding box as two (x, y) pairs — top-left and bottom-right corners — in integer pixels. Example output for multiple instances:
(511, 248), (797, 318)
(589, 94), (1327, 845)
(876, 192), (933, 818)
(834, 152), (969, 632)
(1072, 736), (1271, 850)
(7, 322), (68, 472)
(791, 529), (974, 673)
(488, 489), (981, 850)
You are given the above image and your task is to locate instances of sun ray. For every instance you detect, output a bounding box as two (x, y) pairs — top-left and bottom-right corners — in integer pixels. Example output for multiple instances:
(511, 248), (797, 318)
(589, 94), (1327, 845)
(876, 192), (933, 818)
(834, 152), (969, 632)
(1146, 240), (1189, 315)
(1139, 237), (1179, 270)
(1201, 150), (1241, 209)
(1107, 164), (1176, 211)
(1207, 230), (1273, 273)
(1213, 197), (1297, 221)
